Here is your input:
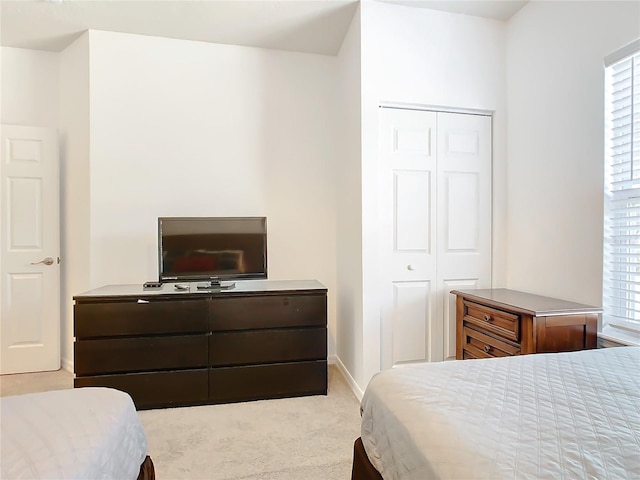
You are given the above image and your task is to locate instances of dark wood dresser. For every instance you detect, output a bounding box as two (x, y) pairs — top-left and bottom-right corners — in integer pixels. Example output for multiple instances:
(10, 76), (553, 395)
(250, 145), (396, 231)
(451, 288), (600, 360)
(74, 280), (327, 409)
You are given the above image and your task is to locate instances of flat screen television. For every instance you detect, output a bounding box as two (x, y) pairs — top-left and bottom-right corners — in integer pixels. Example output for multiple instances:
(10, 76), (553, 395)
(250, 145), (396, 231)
(158, 217), (267, 282)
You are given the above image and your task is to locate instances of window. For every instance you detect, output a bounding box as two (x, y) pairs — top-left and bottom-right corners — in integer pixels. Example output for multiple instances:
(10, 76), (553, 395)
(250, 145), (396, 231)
(602, 40), (640, 345)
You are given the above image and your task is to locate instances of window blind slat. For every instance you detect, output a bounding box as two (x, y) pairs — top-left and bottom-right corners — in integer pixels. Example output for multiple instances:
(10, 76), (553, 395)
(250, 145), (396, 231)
(604, 49), (640, 329)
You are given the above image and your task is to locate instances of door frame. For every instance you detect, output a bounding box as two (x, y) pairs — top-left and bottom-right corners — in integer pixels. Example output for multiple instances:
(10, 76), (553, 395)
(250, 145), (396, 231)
(379, 101), (493, 117)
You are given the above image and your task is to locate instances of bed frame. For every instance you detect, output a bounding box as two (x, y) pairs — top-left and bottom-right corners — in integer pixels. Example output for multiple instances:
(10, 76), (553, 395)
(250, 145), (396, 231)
(138, 456), (156, 480)
(351, 437), (382, 480)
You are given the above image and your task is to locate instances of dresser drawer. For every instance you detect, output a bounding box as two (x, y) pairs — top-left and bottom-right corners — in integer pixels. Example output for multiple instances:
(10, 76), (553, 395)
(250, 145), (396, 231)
(462, 326), (520, 358)
(463, 300), (520, 342)
(210, 327), (327, 366)
(209, 360), (327, 403)
(75, 334), (208, 375)
(74, 369), (209, 410)
(210, 294), (326, 331)
(75, 299), (208, 338)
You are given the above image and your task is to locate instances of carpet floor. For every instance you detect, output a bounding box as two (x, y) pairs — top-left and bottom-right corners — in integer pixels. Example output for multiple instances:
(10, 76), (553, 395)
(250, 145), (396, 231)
(0, 366), (362, 480)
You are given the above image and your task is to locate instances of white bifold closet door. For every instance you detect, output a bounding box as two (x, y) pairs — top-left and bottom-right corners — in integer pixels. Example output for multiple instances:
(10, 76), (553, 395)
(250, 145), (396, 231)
(379, 107), (491, 368)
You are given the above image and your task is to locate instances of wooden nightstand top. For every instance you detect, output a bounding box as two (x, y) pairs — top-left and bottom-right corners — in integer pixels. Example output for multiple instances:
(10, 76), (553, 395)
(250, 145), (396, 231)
(450, 288), (602, 317)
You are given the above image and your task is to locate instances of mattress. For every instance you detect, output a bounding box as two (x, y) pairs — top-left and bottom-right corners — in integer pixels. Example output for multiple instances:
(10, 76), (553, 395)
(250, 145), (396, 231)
(361, 347), (640, 479)
(0, 387), (148, 480)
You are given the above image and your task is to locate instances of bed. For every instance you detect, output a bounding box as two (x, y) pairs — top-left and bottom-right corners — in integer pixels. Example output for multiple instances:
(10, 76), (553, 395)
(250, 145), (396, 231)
(0, 387), (155, 480)
(352, 347), (640, 480)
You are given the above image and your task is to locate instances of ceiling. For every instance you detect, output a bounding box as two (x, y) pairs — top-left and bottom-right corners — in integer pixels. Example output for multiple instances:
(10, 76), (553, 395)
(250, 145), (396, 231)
(382, 1), (527, 21)
(0, 0), (528, 56)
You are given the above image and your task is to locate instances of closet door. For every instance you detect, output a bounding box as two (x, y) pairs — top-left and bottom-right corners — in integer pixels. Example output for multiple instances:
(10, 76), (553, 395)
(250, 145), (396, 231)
(436, 112), (492, 360)
(379, 108), (491, 368)
(379, 108), (438, 368)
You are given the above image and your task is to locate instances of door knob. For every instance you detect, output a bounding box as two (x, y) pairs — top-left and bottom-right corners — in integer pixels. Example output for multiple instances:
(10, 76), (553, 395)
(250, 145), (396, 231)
(31, 257), (54, 266)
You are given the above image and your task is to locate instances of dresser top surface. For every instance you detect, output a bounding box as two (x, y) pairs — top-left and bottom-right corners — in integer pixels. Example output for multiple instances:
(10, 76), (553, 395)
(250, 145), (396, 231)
(450, 288), (602, 316)
(74, 279), (327, 300)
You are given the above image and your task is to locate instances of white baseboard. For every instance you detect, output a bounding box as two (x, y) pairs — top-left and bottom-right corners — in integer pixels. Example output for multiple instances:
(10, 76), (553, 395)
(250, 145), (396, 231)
(331, 355), (364, 402)
(61, 356), (73, 373)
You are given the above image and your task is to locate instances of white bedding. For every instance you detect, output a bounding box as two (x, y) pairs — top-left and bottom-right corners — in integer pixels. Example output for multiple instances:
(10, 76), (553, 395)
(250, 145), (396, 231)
(0, 387), (148, 480)
(361, 347), (640, 479)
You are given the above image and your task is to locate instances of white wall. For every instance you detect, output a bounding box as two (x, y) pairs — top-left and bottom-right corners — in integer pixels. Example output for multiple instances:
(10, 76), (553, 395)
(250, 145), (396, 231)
(85, 31), (339, 356)
(1, 46), (68, 368)
(335, 8), (363, 391)
(506, 0), (640, 306)
(1, 47), (59, 127)
(58, 33), (90, 371)
(352, 2), (507, 390)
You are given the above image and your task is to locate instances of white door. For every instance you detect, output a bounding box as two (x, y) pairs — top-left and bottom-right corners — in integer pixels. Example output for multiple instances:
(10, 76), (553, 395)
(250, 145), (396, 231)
(1, 125), (60, 374)
(436, 112), (492, 360)
(379, 108), (438, 368)
(379, 108), (491, 368)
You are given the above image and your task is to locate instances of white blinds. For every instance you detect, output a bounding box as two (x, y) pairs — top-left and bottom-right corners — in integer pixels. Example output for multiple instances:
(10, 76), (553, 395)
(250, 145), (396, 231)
(603, 49), (640, 329)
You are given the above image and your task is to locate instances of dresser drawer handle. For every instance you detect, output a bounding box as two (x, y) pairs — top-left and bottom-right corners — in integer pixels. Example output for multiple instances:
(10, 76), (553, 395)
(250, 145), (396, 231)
(483, 314), (492, 322)
(483, 345), (491, 353)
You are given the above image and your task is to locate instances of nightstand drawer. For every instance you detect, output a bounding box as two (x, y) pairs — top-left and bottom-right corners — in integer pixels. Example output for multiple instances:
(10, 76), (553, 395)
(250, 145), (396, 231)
(463, 349), (481, 360)
(463, 300), (520, 342)
(462, 326), (520, 358)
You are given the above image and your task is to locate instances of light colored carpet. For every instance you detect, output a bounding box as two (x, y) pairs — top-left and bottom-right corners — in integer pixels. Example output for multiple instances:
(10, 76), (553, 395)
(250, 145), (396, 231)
(0, 366), (361, 480)
(138, 366), (361, 479)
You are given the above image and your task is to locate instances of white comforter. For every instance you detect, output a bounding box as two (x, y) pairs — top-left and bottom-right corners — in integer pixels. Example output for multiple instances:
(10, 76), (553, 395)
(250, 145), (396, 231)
(0, 387), (148, 480)
(361, 347), (640, 479)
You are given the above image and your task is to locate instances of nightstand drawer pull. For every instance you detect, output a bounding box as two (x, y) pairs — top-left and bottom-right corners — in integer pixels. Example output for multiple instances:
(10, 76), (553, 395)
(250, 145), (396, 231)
(483, 345), (491, 353)
(483, 314), (492, 322)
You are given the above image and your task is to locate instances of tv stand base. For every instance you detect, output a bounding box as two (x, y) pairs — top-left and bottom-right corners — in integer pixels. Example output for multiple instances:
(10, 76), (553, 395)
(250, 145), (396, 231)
(197, 281), (235, 290)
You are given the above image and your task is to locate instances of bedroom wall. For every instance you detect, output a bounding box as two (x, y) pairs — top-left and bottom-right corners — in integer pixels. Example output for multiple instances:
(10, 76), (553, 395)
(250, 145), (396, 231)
(505, 0), (640, 306)
(335, 8), (363, 392)
(354, 2), (508, 390)
(84, 31), (339, 357)
(58, 33), (90, 371)
(1, 47), (59, 127)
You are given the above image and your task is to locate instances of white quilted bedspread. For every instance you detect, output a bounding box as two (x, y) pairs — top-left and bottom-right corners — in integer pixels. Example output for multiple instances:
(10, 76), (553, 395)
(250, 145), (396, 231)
(0, 387), (148, 480)
(361, 347), (640, 480)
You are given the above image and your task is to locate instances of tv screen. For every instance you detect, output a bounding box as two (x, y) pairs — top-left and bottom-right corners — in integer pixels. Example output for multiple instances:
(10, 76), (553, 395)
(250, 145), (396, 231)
(158, 217), (267, 282)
